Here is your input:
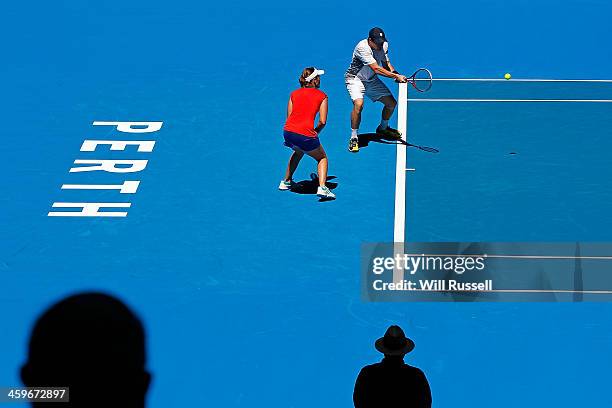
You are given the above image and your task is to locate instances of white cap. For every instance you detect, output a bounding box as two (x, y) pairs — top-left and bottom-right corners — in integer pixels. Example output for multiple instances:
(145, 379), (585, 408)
(305, 68), (325, 82)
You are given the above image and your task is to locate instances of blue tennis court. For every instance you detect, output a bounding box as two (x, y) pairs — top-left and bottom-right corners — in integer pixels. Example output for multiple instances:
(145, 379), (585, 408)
(404, 80), (612, 242)
(2, 0), (611, 406)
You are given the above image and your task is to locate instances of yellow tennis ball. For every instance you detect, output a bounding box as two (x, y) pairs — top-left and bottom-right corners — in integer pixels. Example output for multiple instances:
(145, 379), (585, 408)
(504, 73), (512, 80)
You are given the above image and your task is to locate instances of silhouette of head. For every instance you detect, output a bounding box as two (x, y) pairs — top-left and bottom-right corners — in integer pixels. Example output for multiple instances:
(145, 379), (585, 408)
(375, 325), (415, 357)
(21, 292), (150, 407)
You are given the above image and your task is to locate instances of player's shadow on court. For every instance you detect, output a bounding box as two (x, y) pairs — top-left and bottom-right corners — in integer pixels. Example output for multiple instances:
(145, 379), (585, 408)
(290, 173), (338, 202)
(358, 133), (439, 153)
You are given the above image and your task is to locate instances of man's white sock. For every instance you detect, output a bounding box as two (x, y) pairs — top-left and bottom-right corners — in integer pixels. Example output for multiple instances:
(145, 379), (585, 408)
(351, 129), (358, 139)
(379, 119), (389, 130)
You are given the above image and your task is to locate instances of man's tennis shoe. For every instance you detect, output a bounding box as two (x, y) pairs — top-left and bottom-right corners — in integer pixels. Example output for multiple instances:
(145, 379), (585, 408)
(348, 138), (359, 153)
(376, 126), (402, 139)
(278, 180), (294, 190)
(317, 186), (336, 199)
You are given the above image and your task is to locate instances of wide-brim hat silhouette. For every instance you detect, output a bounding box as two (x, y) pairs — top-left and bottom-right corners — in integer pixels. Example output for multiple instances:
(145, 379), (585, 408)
(375, 325), (415, 355)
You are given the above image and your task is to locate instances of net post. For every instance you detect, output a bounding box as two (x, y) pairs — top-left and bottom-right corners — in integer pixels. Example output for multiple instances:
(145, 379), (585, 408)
(393, 82), (408, 283)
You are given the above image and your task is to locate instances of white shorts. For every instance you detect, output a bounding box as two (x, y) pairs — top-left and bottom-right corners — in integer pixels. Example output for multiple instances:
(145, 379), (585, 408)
(345, 75), (393, 102)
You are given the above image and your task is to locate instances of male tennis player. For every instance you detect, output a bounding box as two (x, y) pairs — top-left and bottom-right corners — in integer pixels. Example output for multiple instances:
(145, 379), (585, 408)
(346, 27), (408, 152)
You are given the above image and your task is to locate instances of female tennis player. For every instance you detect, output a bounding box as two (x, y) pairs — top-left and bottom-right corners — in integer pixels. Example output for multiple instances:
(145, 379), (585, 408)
(279, 67), (335, 199)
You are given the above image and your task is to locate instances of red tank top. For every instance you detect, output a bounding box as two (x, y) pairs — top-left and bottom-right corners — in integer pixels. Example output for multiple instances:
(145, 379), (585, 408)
(283, 88), (327, 137)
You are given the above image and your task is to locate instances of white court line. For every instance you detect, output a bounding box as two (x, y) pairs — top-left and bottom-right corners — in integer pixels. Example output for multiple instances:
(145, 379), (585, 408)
(393, 83), (408, 283)
(408, 98), (612, 103)
(430, 78), (612, 83)
(407, 289), (612, 294)
(404, 253), (612, 260)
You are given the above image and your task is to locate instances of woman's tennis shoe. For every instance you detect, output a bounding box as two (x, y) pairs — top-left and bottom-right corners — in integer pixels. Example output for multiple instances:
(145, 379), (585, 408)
(317, 186), (336, 199)
(376, 126), (402, 139)
(278, 180), (294, 191)
(348, 137), (359, 153)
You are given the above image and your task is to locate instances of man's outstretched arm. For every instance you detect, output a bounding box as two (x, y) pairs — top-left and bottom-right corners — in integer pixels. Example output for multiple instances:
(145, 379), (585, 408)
(369, 62), (407, 82)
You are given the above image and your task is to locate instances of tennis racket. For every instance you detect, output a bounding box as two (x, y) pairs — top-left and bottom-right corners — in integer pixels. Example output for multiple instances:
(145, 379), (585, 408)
(408, 68), (433, 92)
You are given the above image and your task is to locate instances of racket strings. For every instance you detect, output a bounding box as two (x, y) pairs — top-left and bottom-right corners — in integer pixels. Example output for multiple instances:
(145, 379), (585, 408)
(411, 68), (433, 92)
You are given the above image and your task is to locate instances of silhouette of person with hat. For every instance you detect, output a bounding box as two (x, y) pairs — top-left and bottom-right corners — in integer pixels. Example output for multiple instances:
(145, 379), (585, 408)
(21, 292), (151, 407)
(353, 325), (431, 407)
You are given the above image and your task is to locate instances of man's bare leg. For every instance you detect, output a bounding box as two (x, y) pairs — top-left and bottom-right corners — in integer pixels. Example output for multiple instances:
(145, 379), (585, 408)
(349, 98), (364, 152)
(379, 95), (397, 122)
(377, 95), (400, 137)
(351, 98), (365, 132)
